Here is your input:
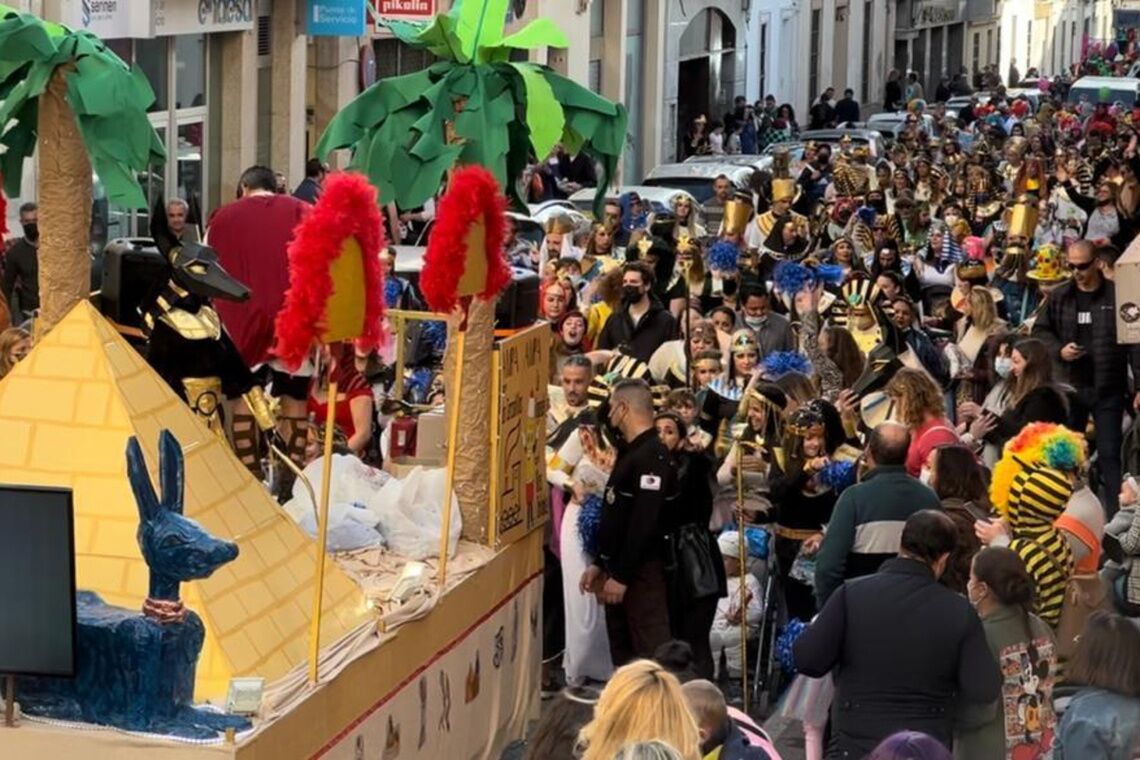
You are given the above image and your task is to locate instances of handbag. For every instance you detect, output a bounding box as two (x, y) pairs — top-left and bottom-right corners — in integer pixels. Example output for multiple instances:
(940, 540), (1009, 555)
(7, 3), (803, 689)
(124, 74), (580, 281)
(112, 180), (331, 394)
(1033, 538), (1110, 659)
(669, 523), (722, 602)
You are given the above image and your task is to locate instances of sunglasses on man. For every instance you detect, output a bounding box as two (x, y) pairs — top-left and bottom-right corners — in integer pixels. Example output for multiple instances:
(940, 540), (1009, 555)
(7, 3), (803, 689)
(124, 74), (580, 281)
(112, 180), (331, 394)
(1066, 259), (1096, 271)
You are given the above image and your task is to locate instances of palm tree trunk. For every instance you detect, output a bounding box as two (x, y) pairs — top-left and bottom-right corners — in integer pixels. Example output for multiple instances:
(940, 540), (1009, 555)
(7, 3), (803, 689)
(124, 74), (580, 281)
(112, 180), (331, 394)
(36, 64), (92, 337)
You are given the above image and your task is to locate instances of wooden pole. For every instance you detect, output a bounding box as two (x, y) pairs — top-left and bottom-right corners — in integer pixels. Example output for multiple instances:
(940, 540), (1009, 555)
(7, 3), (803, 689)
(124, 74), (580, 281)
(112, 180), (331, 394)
(307, 373), (339, 684)
(438, 326), (466, 586)
(735, 442), (750, 714)
(4, 674), (14, 726)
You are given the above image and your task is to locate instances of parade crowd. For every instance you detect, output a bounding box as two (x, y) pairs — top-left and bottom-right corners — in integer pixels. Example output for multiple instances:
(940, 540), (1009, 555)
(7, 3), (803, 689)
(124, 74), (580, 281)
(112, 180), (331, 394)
(4, 40), (1140, 760)
(526, 47), (1140, 760)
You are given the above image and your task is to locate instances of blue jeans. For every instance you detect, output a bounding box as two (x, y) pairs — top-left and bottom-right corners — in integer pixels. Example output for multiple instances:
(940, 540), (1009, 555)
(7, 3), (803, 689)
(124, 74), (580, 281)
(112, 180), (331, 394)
(1071, 388), (1124, 518)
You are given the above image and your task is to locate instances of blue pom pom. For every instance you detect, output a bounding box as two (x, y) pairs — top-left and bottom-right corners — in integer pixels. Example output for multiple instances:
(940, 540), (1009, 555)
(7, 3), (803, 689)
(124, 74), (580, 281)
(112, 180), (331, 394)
(820, 460), (856, 493)
(577, 495), (605, 558)
(384, 277), (403, 308)
(814, 263), (846, 286)
(776, 619), (808, 674)
(773, 261), (812, 295)
(421, 320), (447, 354)
(405, 367), (433, 403)
(707, 241), (740, 274)
(761, 351), (813, 379)
(720, 523), (770, 559)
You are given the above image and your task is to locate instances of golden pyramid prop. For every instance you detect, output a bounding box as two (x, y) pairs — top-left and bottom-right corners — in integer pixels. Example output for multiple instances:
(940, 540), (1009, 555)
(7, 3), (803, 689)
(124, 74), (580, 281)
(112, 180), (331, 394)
(0, 302), (371, 700)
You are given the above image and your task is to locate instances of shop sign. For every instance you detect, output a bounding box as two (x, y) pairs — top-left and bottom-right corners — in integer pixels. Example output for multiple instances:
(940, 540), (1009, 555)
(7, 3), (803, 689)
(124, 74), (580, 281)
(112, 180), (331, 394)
(307, 0), (366, 35)
(70, 0), (152, 38)
(910, 0), (964, 29)
(151, 0), (255, 36)
(375, 0), (436, 20)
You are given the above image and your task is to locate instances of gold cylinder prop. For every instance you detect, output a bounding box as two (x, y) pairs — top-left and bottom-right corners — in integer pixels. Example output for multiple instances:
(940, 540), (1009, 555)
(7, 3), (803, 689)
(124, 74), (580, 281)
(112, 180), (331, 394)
(444, 298), (495, 543)
(37, 65), (93, 338)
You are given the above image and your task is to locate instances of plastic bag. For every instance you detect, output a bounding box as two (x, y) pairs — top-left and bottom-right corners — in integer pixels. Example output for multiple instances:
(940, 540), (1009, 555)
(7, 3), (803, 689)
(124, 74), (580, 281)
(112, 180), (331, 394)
(366, 466), (461, 560)
(282, 455), (388, 552)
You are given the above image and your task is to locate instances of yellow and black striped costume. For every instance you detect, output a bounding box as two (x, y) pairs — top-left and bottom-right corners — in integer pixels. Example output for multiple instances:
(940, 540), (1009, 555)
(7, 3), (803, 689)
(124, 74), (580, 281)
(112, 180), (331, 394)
(1006, 461), (1074, 627)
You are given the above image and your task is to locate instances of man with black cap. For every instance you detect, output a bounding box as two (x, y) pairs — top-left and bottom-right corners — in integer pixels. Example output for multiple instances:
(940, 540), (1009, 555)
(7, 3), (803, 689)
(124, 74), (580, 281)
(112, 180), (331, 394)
(580, 378), (677, 666)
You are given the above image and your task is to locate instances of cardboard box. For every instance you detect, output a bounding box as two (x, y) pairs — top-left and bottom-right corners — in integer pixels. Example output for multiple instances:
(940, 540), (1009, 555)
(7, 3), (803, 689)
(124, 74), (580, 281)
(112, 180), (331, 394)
(1117, 236), (1140, 344)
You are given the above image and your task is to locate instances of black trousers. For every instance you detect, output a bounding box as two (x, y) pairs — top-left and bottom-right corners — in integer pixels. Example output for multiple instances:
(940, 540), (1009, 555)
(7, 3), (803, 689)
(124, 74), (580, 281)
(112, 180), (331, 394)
(672, 591), (719, 680)
(1071, 388), (1125, 518)
(542, 545), (565, 664)
(605, 560), (672, 668)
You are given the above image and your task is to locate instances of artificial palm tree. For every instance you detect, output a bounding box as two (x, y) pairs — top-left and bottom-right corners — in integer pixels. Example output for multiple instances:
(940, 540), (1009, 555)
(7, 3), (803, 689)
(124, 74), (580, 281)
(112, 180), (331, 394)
(0, 5), (164, 334)
(315, 0), (628, 213)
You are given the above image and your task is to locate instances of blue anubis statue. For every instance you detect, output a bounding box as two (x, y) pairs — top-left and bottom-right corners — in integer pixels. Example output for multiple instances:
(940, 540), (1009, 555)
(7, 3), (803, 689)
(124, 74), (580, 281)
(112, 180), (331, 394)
(18, 430), (252, 739)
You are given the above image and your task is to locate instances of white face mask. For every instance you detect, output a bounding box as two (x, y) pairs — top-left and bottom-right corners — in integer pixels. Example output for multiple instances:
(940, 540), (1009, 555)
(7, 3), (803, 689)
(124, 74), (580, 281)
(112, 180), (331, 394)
(919, 468), (933, 487)
(994, 356), (1013, 379)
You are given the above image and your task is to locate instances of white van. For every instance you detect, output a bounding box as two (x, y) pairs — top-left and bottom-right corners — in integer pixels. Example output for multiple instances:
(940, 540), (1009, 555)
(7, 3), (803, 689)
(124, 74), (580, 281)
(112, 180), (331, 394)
(1068, 76), (1140, 107)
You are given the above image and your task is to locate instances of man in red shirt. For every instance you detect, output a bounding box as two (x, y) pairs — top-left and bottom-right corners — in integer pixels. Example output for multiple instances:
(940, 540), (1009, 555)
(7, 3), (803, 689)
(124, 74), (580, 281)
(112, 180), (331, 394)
(206, 166), (311, 494)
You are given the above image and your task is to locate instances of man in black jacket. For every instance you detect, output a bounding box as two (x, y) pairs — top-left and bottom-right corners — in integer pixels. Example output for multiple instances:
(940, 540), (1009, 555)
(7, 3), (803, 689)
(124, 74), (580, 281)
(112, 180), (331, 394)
(795, 511), (1001, 758)
(833, 89), (860, 124)
(1033, 240), (1140, 516)
(3, 202), (39, 322)
(597, 261), (677, 362)
(580, 379), (677, 665)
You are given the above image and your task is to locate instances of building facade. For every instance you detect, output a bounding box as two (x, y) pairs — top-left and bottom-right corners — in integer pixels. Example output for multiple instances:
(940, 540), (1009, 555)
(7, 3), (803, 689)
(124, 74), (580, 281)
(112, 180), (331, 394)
(998, 0), (1105, 83)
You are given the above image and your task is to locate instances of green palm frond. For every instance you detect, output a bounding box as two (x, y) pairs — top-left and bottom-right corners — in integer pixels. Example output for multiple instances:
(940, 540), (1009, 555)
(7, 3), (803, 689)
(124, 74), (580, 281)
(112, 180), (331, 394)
(317, 1), (626, 214)
(0, 4), (165, 208)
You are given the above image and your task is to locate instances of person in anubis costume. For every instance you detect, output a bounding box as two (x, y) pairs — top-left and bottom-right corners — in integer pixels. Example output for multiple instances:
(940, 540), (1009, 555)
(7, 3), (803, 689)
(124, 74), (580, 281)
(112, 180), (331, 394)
(142, 206), (276, 472)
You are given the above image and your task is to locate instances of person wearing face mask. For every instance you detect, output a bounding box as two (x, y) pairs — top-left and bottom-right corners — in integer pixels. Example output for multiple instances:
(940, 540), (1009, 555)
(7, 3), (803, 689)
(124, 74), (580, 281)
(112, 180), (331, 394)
(3, 202), (39, 323)
(957, 333), (1015, 467)
(954, 547), (1058, 760)
(580, 379), (678, 666)
(738, 287), (793, 357)
(596, 261), (677, 363)
(795, 510), (1001, 757)
(970, 338), (1070, 454)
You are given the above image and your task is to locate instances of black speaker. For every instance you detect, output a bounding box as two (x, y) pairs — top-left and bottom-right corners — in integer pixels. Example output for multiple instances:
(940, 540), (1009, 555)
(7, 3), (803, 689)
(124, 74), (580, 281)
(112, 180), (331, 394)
(495, 266), (539, 329)
(99, 238), (166, 329)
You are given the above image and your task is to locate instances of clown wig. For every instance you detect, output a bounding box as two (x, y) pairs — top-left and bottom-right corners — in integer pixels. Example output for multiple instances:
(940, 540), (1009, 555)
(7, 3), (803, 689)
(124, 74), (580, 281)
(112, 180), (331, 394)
(990, 422), (1086, 517)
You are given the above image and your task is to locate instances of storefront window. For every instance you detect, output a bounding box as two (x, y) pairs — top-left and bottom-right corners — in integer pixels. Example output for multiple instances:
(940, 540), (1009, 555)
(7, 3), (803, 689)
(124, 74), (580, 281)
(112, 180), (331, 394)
(137, 38), (169, 113)
(177, 121), (204, 225)
(175, 34), (207, 110)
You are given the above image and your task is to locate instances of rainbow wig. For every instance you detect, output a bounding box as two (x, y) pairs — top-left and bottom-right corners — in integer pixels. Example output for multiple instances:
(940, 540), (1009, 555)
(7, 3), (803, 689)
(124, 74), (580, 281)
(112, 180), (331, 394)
(990, 422), (1086, 517)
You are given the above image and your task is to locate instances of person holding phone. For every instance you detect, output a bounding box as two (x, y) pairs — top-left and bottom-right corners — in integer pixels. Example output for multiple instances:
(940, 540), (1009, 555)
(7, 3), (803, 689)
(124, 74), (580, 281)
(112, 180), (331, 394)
(965, 337), (1070, 453)
(1032, 240), (1140, 517)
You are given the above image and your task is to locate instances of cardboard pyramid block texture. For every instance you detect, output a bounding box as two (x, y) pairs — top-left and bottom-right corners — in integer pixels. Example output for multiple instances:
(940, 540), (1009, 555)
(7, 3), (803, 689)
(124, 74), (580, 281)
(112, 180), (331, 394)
(0, 303), (372, 701)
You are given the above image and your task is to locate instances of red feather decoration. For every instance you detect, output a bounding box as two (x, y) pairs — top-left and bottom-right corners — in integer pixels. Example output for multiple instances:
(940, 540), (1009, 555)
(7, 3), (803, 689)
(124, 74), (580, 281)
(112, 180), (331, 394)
(0, 176), (7, 241)
(420, 165), (510, 314)
(273, 171), (387, 371)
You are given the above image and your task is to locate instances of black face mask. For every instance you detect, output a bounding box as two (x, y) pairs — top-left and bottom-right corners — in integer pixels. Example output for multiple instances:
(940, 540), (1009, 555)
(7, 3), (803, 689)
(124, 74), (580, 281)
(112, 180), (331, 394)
(22, 222), (38, 242)
(621, 285), (643, 304)
(722, 278), (739, 297)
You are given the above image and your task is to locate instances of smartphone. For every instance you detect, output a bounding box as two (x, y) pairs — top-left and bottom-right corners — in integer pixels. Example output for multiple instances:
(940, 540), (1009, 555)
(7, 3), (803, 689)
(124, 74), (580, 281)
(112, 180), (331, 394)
(962, 500), (992, 522)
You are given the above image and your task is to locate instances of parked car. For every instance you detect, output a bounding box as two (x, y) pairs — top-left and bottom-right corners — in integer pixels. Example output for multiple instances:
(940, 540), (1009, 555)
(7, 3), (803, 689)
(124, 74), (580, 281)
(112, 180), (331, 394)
(640, 161), (756, 204)
(1068, 76), (1140, 106)
(567, 185), (701, 218)
(400, 210), (544, 257)
(798, 128), (886, 157)
(865, 111), (936, 136)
